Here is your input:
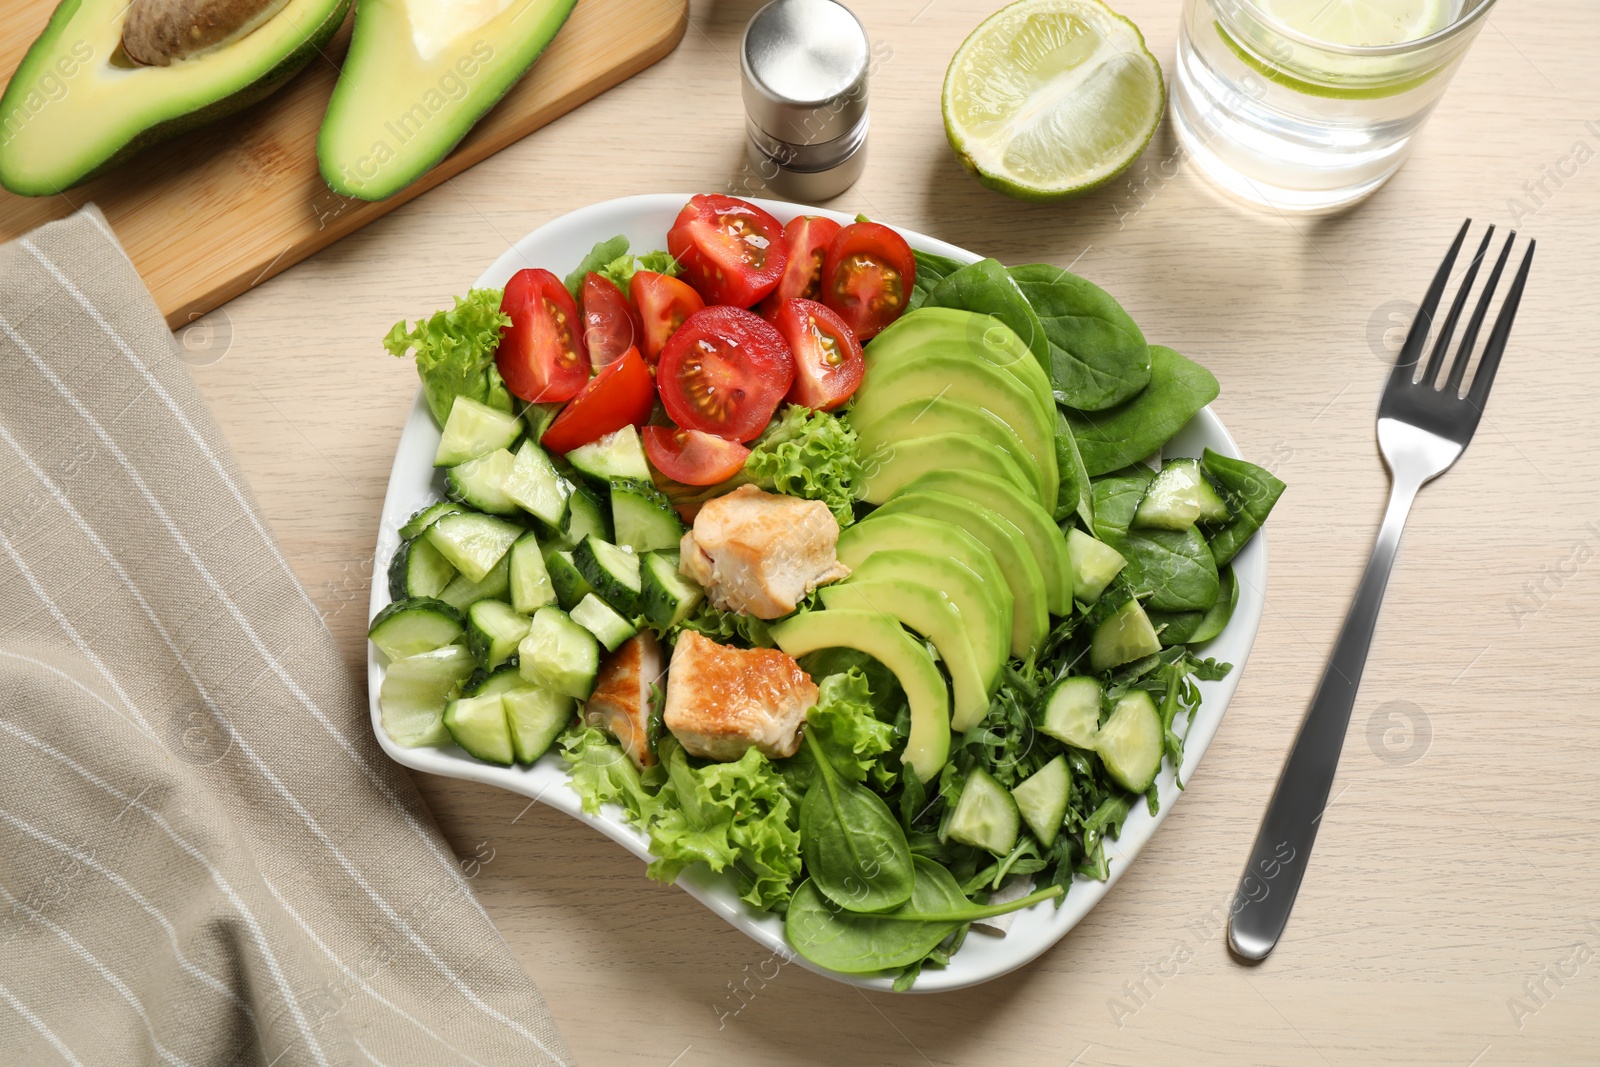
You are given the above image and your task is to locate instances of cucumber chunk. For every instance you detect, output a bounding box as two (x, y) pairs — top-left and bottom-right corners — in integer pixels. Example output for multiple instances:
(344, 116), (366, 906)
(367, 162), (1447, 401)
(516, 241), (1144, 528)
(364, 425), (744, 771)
(437, 553), (511, 611)
(567, 426), (651, 483)
(1096, 690), (1163, 793)
(388, 536), (456, 600)
(1011, 756), (1070, 847)
(611, 481), (685, 554)
(518, 607), (600, 700)
(436, 396), (522, 467)
(464, 662), (525, 698)
(503, 687), (575, 764)
(1089, 597), (1161, 673)
(545, 549), (595, 610)
(466, 600), (532, 669)
(562, 483), (612, 544)
(368, 597), (465, 660)
(570, 593), (638, 652)
(1039, 676), (1102, 748)
(425, 512), (523, 584)
(445, 449), (520, 515)
(398, 501), (464, 540)
(508, 532), (556, 615)
(1133, 458), (1231, 531)
(1067, 528), (1127, 605)
(572, 536), (642, 615)
(501, 439), (572, 528)
(378, 644), (474, 747)
(640, 551), (704, 629)
(945, 766), (1020, 855)
(443, 692), (515, 766)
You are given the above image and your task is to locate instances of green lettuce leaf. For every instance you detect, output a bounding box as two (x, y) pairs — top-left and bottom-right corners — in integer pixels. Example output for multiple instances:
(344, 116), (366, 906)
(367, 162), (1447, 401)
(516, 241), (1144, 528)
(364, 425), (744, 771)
(565, 235), (683, 299)
(382, 288), (512, 426)
(744, 405), (862, 525)
(563, 235), (630, 300)
(783, 669), (897, 793)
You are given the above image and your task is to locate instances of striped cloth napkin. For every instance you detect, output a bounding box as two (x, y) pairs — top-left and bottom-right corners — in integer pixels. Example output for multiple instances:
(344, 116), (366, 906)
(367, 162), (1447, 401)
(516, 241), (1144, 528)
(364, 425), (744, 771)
(0, 208), (572, 1067)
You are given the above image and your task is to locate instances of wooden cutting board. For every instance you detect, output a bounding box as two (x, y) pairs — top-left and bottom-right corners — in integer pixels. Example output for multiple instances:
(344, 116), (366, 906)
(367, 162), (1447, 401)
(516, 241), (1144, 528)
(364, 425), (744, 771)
(0, 0), (688, 329)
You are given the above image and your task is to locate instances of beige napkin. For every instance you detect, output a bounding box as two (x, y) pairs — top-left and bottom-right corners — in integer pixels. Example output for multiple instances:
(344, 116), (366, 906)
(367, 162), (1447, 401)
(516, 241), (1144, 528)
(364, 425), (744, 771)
(0, 208), (572, 1067)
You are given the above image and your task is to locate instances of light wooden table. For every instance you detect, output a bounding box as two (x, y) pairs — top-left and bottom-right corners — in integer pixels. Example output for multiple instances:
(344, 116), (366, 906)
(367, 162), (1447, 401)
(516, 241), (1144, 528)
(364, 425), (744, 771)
(183, 0), (1600, 1062)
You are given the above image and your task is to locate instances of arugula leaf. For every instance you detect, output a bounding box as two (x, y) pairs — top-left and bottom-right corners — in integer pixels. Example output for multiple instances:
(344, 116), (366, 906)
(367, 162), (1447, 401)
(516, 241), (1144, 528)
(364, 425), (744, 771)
(1065, 346), (1220, 476)
(383, 288), (513, 426)
(1009, 263), (1151, 412)
(744, 405), (863, 525)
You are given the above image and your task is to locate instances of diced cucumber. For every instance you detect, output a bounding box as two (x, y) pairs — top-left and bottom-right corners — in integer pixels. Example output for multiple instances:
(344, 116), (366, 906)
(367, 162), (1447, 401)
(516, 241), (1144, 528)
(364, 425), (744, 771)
(1067, 528), (1127, 605)
(437, 552), (511, 611)
(501, 438), (571, 528)
(945, 766), (1020, 855)
(545, 549), (594, 610)
(503, 687), (575, 764)
(562, 483), (612, 544)
(570, 593), (638, 651)
(520, 402), (563, 441)
(1089, 596), (1161, 673)
(387, 536), (456, 600)
(1039, 676), (1103, 748)
(435, 396), (523, 467)
(378, 644), (474, 747)
(445, 449), (520, 515)
(1133, 458), (1232, 531)
(572, 536), (642, 615)
(640, 551), (703, 629)
(518, 607), (600, 699)
(443, 692), (515, 766)
(611, 481), (685, 555)
(1095, 690), (1163, 793)
(424, 512), (523, 584)
(566, 426), (651, 483)
(368, 597), (464, 660)
(508, 532), (556, 615)
(464, 662), (525, 697)
(1011, 756), (1070, 847)
(466, 600), (532, 669)
(398, 501), (463, 540)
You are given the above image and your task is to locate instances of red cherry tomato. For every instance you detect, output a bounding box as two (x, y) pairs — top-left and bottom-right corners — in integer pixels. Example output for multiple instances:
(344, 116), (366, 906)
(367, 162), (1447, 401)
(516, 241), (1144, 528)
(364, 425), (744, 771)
(497, 268), (589, 403)
(656, 306), (794, 443)
(822, 222), (916, 341)
(758, 215), (843, 319)
(539, 346), (655, 454)
(630, 270), (706, 363)
(643, 426), (751, 486)
(666, 194), (789, 307)
(773, 299), (864, 412)
(581, 272), (641, 370)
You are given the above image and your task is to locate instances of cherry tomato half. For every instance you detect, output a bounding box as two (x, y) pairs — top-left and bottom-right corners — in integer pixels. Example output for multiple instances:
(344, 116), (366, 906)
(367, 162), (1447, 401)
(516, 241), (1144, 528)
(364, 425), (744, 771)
(657, 306), (794, 443)
(643, 425), (751, 486)
(758, 215), (843, 319)
(773, 298), (864, 412)
(498, 268), (589, 403)
(822, 221), (916, 341)
(667, 194), (789, 307)
(630, 270), (706, 363)
(539, 346), (655, 454)
(581, 272), (641, 370)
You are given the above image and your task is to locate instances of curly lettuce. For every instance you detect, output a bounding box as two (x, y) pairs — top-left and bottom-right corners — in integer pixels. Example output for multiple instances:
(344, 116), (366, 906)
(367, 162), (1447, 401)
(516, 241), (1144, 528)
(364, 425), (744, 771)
(382, 288), (513, 426)
(744, 405), (862, 525)
(780, 669), (897, 796)
(563, 236), (682, 300)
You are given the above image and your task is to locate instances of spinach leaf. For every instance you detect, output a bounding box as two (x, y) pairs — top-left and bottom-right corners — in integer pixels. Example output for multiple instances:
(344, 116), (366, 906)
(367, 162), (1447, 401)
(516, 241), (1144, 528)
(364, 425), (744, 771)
(562, 235), (630, 300)
(1054, 409), (1095, 528)
(1186, 564), (1237, 643)
(1122, 526), (1220, 612)
(1201, 449), (1286, 565)
(1090, 464), (1155, 545)
(1146, 609), (1205, 644)
(909, 249), (965, 312)
(798, 731), (915, 913)
(922, 258), (1050, 370)
(1009, 264), (1151, 411)
(1065, 346), (1220, 476)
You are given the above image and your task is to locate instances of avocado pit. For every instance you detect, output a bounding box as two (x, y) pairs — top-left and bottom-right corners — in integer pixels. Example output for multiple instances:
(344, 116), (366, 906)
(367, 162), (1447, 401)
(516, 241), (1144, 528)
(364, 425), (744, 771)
(121, 0), (291, 66)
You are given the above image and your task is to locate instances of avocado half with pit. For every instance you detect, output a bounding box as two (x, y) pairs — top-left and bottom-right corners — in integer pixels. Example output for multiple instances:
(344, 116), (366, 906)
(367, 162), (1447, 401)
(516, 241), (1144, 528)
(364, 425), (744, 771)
(317, 0), (577, 201)
(0, 0), (351, 196)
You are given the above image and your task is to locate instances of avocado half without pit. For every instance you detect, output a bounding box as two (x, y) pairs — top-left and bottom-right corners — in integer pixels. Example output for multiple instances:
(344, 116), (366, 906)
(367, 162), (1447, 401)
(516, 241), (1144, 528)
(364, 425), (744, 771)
(0, 0), (350, 195)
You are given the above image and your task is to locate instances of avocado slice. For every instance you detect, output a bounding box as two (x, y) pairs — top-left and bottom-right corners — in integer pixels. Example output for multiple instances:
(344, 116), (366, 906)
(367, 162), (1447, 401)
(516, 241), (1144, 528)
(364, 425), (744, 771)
(837, 515), (1013, 676)
(0, 0), (350, 195)
(318, 0), (577, 199)
(901, 469), (1073, 615)
(864, 307), (1054, 420)
(852, 397), (1044, 503)
(869, 491), (1049, 660)
(858, 432), (1034, 505)
(770, 609), (950, 784)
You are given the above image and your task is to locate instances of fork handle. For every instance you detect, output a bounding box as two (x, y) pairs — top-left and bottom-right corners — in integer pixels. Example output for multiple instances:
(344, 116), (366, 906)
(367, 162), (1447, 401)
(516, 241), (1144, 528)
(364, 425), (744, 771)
(1227, 470), (1426, 960)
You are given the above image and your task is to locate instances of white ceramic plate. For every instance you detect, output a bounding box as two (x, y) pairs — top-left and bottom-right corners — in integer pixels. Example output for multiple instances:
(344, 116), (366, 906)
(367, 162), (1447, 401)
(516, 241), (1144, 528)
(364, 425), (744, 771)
(367, 194), (1267, 993)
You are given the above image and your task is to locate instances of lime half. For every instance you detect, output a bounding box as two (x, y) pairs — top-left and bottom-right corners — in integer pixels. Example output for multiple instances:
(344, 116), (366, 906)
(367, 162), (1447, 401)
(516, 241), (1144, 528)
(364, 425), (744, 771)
(942, 0), (1165, 202)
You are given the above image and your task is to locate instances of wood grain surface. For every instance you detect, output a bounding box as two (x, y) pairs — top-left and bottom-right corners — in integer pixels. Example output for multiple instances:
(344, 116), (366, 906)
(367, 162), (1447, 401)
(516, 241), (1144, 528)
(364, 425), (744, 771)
(170, 0), (1600, 1063)
(0, 0), (687, 329)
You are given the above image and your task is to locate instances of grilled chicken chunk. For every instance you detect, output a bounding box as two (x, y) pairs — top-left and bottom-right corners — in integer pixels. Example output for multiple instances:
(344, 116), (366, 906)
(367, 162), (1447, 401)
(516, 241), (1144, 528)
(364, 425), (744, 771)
(679, 484), (850, 619)
(583, 631), (664, 769)
(664, 631), (818, 761)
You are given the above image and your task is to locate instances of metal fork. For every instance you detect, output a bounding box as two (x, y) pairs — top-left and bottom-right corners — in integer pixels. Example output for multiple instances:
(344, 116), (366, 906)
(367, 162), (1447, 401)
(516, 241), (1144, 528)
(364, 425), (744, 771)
(1227, 220), (1536, 961)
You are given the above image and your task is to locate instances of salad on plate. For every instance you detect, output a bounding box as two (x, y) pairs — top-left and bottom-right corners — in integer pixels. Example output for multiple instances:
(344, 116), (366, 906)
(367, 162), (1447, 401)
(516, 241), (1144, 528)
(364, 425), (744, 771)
(369, 193), (1285, 989)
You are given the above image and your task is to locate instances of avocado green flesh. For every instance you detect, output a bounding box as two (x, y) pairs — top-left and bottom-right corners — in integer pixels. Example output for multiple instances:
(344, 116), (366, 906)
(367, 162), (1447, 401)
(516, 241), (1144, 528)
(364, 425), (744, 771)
(770, 609), (950, 783)
(901, 469), (1073, 615)
(0, 0), (350, 195)
(858, 432), (1033, 504)
(865, 308), (1055, 424)
(869, 491), (1048, 660)
(852, 398), (1044, 503)
(318, 0), (577, 200)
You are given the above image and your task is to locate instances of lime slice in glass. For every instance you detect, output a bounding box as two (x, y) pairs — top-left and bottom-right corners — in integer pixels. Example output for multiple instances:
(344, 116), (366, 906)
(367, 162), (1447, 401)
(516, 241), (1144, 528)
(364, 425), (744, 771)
(942, 0), (1165, 202)
(1253, 0), (1454, 47)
